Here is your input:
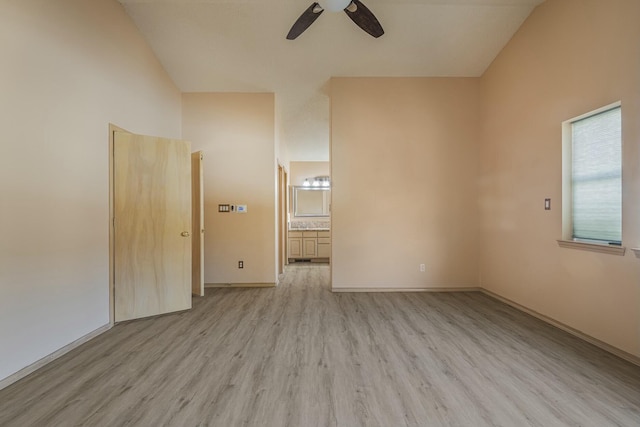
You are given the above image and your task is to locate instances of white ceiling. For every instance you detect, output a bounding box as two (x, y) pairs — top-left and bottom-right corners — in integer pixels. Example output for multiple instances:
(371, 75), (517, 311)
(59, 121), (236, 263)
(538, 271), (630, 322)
(119, 0), (544, 160)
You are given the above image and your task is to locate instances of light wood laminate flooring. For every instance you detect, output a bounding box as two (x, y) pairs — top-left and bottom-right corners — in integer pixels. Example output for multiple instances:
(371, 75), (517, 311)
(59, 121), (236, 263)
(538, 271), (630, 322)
(1, 265), (639, 426)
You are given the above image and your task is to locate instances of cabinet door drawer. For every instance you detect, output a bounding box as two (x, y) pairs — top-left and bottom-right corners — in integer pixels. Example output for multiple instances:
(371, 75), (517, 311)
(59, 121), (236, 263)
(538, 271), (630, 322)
(317, 231), (330, 238)
(318, 237), (331, 244)
(317, 243), (331, 258)
(288, 231), (303, 238)
(303, 238), (317, 257)
(288, 238), (303, 257)
(302, 231), (318, 237)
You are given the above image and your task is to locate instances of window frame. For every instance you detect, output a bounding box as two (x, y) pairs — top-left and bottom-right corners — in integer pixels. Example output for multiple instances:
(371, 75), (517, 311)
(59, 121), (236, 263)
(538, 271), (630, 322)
(558, 101), (625, 255)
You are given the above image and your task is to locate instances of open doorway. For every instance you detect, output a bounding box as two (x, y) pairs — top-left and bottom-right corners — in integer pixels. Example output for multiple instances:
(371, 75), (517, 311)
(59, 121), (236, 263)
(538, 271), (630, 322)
(286, 162), (331, 266)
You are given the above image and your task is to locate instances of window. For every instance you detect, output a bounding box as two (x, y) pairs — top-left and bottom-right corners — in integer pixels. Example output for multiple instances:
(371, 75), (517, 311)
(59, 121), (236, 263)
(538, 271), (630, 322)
(562, 103), (622, 248)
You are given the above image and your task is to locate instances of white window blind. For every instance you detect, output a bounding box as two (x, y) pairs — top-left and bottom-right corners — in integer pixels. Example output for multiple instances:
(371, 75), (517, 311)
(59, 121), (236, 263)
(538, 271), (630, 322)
(571, 106), (622, 243)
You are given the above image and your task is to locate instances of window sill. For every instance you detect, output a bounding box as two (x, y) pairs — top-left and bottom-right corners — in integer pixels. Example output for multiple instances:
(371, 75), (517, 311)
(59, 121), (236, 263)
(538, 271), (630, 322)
(557, 240), (626, 256)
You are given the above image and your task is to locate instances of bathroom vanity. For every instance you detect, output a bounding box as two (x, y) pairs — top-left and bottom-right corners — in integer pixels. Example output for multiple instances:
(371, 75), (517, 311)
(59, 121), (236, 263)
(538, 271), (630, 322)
(288, 229), (330, 262)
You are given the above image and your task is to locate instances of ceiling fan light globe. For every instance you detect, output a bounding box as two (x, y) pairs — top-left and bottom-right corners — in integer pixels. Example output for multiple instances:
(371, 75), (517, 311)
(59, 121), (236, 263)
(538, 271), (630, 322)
(320, 0), (351, 12)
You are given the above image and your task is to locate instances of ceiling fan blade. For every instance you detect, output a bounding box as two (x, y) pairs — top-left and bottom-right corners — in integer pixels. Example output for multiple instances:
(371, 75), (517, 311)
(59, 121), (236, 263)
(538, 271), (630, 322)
(286, 3), (324, 40)
(344, 0), (384, 38)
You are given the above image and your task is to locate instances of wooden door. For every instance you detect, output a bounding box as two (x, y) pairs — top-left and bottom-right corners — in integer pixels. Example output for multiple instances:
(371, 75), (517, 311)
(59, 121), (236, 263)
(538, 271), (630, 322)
(278, 164), (285, 275)
(114, 131), (192, 322)
(289, 237), (303, 258)
(303, 237), (317, 258)
(192, 151), (204, 297)
(283, 170), (288, 265)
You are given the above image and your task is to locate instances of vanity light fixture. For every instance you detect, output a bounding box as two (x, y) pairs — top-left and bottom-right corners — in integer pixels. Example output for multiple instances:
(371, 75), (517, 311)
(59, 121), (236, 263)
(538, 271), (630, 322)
(302, 175), (331, 187)
(315, 175), (330, 187)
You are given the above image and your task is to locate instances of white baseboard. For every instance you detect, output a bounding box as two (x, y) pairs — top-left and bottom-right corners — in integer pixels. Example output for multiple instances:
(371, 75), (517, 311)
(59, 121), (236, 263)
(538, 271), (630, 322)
(205, 282), (276, 288)
(332, 286), (482, 293)
(481, 289), (640, 367)
(0, 323), (112, 391)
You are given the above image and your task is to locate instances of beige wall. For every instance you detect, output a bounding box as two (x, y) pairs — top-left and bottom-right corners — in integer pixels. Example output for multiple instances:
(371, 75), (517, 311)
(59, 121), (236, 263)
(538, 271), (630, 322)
(331, 78), (481, 290)
(0, 0), (182, 382)
(275, 100), (290, 171)
(290, 161), (330, 187)
(479, 0), (640, 357)
(182, 93), (277, 285)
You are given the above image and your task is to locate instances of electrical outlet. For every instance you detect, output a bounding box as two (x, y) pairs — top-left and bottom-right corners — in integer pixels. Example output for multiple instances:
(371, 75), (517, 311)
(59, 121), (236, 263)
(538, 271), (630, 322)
(238, 260), (243, 269)
(420, 264), (426, 272)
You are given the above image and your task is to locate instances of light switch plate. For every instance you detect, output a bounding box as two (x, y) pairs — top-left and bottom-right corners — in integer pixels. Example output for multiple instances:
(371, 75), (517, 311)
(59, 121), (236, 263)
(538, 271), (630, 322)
(544, 198), (551, 210)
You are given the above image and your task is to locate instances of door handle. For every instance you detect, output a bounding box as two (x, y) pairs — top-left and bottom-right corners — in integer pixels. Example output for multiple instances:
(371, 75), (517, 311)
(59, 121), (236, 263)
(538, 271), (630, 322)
(181, 231), (190, 237)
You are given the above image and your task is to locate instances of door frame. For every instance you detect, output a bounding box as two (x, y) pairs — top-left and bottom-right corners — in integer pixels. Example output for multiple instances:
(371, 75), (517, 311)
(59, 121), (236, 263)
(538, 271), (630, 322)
(283, 168), (288, 266)
(108, 124), (129, 326)
(192, 151), (205, 296)
(277, 163), (288, 276)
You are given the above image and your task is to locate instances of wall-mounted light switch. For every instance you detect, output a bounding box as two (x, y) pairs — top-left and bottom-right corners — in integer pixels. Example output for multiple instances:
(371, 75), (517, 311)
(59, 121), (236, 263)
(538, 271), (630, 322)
(544, 198), (551, 210)
(218, 204), (230, 212)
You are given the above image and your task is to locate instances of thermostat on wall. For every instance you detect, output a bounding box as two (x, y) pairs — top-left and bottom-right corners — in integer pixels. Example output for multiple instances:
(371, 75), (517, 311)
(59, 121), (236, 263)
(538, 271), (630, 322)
(237, 204), (247, 213)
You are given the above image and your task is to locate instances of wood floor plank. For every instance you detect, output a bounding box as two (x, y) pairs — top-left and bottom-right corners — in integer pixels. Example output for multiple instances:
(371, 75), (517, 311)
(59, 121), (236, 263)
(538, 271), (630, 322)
(1, 264), (639, 426)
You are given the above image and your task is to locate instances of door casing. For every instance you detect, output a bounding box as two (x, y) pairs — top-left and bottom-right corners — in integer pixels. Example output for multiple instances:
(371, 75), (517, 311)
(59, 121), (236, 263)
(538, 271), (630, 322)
(192, 151), (204, 296)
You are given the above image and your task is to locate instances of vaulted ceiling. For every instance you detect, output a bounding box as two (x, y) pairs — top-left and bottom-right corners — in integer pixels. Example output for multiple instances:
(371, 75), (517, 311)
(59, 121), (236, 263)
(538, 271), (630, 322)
(119, 0), (544, 160)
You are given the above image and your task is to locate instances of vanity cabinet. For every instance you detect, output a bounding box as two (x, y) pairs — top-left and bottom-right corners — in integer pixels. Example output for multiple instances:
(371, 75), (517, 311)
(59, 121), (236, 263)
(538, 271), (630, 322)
(317, 231), (331, 258)
(302, 231), (317, 257)
(288, 230), (330, 261)
(288, 231), (303, 258)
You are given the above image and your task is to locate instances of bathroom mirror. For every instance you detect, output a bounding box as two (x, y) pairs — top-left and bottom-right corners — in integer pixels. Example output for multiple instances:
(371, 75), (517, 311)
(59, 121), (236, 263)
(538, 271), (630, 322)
(292, 186), (330, 217)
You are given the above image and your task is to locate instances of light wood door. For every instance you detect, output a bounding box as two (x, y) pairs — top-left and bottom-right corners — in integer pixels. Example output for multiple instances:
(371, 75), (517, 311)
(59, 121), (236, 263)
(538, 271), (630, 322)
(288, 238), (303, 258)
(317, 238), (331, 258)
(114, 131), (192, 322)
(278, 165), (285, 275)
(283, 170), (288, 265)
(192, 151), (204, 297)
(303, 238), (317, 257)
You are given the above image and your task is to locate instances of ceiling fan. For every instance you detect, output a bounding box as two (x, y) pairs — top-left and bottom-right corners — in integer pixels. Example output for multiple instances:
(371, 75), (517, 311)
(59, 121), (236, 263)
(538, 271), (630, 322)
(287, 0), (384, 40)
